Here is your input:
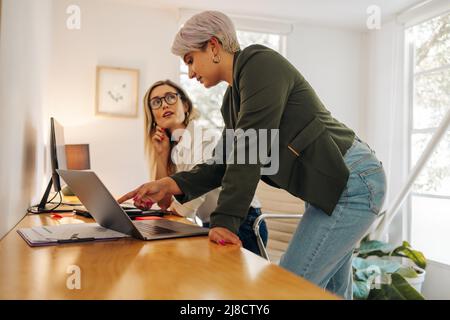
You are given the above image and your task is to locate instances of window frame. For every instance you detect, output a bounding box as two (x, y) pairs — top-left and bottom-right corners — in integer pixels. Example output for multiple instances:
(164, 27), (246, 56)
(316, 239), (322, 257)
(404, 14), (450, 263)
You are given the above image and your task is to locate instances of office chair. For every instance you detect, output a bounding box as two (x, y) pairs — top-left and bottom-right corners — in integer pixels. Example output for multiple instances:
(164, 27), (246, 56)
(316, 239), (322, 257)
(253, 212), (303, 262)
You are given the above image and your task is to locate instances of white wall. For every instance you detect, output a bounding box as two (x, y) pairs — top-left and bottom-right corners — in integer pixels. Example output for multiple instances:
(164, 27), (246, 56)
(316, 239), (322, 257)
(287, 24), (366, 137)
(45, 0), (179, 196)
(0, 0), (52, 239)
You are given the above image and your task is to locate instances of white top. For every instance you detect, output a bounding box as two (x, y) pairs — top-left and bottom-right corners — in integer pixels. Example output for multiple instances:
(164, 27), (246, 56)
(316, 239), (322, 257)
(169, 120), (261, 223)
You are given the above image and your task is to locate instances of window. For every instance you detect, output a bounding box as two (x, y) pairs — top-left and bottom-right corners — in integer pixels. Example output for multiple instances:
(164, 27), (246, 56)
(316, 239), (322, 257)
(179, 30), (285, 130)
(406, 13), (450, 265)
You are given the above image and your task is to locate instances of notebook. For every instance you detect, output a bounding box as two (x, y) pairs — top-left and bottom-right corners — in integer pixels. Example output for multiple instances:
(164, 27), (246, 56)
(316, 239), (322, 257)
(17, 223), (130, 247)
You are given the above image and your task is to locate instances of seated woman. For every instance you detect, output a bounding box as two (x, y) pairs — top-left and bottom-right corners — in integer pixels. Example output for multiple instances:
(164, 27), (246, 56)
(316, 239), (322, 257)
(143, 79), (268, 256)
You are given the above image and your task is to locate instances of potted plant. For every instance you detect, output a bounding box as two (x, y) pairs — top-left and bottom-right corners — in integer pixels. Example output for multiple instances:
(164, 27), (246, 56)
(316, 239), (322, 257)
(352, 237), (427, 300)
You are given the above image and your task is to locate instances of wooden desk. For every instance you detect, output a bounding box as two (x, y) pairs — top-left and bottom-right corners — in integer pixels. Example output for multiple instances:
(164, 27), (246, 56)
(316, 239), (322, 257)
(0, 213), (338, 299)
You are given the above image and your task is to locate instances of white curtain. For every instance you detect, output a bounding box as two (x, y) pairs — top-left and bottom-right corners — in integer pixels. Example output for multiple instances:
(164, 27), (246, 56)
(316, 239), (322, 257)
(364, 20), (406, 242)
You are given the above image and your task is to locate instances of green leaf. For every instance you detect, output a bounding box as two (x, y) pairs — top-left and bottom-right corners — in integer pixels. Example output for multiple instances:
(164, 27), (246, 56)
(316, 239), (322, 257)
(393, 241), (427, 269)
(352, 259), (382, 300)
(397, 267), (418, 279)
(368, 273), (425, 300)
(352, 257), (369, 270)
(353, 257), (401, 274)
(353, 280), (371, 300)
(358, 240), (396, 256)
(354, 265), (381, 281)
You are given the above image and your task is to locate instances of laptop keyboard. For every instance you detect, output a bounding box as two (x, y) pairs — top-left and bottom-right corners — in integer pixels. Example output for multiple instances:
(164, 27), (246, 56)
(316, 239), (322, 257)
(134, 222), (176, 236)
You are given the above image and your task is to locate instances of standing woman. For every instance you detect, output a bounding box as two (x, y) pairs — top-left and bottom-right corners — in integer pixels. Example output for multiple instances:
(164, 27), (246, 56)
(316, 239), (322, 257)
(142, 79), (267, 256)
(119, 11), (386, 299)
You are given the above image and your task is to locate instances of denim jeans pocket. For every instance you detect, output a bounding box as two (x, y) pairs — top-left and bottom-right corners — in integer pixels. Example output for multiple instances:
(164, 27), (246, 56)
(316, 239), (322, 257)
(359, 166), (387, 215)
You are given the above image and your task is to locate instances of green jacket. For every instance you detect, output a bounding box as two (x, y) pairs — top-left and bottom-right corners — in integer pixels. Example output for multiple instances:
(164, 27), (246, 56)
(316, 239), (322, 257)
(171, 44), (355, 234)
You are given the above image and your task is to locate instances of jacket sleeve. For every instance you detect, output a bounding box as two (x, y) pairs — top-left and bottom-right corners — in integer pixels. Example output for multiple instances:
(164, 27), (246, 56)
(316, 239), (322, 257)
(209, 51), (294, 234)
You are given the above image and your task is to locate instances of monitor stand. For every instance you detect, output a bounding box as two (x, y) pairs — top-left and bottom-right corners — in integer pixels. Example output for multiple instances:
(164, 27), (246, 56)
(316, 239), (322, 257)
(37, 178), (53, 211)
(29, 178), (74, 213)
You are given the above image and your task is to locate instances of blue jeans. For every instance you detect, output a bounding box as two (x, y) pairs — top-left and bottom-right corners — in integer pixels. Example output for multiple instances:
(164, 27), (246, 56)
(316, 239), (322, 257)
(279, 137), (386, 300)
(203, 207), (268, 256)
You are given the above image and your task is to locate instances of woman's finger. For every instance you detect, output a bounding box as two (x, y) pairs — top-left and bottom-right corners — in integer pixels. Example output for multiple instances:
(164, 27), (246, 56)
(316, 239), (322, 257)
(157, 127), (169, 139)
(216, 228), (241, 244)
(135, 183), (163, 202)
(209, 227), (241, 246)
(152, 133), (163, 142)
(117, 188), (139, 204)
(212, 234), (242, 246)
(133, 192), (154, 207)
(156, 126), (166, 134)
(134, 199), (153, 210)
(157, 194), (172, 210)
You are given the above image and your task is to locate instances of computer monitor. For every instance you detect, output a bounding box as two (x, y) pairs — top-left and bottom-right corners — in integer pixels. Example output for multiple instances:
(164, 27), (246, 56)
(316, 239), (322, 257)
(50, 117), (67, 192)
(32, 117), (70, 213)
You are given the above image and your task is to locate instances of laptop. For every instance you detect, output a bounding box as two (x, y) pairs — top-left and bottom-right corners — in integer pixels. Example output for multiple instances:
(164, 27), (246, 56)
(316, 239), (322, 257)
(57, 169), (209, 240)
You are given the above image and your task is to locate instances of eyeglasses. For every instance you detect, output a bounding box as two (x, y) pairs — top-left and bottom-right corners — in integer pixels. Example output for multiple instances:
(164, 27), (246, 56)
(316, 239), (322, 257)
(149, 92), (180, 110)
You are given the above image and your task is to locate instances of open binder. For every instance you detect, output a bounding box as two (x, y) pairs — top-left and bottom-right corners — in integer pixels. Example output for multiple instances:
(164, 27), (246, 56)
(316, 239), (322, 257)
(17, 223), (130, 247)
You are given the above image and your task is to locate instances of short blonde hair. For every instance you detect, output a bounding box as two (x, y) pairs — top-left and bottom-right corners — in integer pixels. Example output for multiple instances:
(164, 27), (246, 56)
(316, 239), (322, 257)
(171, 11), (240, 58)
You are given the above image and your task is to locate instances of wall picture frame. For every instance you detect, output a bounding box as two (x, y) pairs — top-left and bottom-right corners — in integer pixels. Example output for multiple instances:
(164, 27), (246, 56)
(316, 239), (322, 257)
(95, 66), (139, 118)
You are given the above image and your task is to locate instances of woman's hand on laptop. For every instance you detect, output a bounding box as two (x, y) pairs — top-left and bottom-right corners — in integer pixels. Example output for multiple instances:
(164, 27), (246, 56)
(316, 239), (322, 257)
(117, 177), (182, 210)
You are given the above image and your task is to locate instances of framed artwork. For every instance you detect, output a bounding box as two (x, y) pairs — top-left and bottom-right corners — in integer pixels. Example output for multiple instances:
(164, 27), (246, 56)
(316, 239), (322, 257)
(95, 66), (139, 118)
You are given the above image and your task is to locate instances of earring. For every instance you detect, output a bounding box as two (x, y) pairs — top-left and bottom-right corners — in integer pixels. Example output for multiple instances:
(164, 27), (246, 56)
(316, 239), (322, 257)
(212, 55), (221, 64)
